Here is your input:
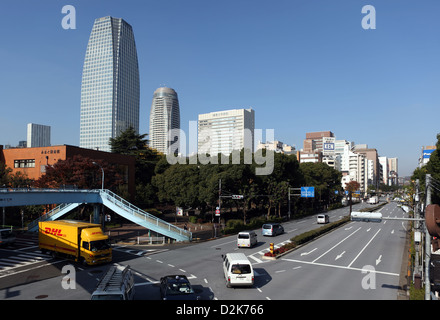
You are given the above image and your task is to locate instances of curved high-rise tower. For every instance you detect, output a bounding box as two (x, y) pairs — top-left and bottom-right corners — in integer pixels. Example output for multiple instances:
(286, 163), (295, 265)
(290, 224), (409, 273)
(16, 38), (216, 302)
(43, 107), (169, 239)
(80, 16), (140, 152)
(149, 87), (180, 155)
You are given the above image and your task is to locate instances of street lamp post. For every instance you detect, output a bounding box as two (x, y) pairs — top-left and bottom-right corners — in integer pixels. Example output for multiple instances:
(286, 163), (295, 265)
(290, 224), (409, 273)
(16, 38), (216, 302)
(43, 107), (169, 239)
(92, 162), (104, 190)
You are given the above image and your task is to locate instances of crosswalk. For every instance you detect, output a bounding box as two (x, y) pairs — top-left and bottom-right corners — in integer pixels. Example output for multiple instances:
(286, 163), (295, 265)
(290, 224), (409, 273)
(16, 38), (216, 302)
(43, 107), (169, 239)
(0, 251), (52, 270)
(0, 237), (52, 272)
(112, 246), (169, 257)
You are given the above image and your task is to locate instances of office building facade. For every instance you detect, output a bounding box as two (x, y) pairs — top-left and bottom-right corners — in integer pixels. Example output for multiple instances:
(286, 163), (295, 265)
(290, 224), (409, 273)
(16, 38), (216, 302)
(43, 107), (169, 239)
(27, 123), (51, 148)
(198, 108), (255, 155)
(80, 16), (140, 152)
(149, 87), (180, 155)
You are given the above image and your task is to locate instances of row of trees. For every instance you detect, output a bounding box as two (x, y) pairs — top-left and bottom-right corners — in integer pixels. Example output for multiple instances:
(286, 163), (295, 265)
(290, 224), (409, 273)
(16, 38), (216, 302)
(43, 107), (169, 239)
(1, 127), (347, 225)
(107, 128), (343, 223)
(411, 133), (440, 205)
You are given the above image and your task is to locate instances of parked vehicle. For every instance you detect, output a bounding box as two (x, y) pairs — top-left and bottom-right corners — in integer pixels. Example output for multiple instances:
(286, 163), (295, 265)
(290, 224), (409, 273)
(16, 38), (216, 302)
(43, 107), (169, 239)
(237, 230), (257, 248)
(262, 223), (284, 236)
(39, 220), (111, 265)
(0, 228), (16, 246)
(159, 275), (200, 300)
(317, 214), (329, 224)
(91, 265), (135, 300)
(222, 253), (254, 288)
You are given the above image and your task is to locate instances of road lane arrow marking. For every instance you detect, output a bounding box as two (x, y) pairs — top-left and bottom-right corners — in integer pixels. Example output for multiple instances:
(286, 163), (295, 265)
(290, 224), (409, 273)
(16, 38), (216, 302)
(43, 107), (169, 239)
(391, 230), (394, 234)
(335, 251), (346, 261)
(301, 248), (317, 256)
(376, 255), (382, 266)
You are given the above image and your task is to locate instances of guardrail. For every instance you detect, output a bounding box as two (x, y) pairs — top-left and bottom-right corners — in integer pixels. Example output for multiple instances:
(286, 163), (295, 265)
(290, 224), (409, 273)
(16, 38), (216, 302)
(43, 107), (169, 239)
(136, 236), (166, 245)
(99, 189), (192, 241)
(0, 188), (99, 193)
(27, 203), (80, 231)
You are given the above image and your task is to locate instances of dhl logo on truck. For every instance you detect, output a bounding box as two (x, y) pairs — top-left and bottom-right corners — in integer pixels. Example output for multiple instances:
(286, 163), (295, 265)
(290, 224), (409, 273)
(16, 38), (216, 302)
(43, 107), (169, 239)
(44, 228), (66, 237)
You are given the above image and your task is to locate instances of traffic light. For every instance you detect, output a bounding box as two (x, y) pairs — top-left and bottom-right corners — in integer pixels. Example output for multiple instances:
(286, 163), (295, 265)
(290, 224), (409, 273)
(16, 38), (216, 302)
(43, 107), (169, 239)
(426, 204), (440, 237)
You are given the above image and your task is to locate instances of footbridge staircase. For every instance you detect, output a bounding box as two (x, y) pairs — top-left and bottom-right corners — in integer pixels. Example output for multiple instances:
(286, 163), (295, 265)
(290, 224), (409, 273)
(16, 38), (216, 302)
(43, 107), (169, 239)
(1, 188), (191, 242)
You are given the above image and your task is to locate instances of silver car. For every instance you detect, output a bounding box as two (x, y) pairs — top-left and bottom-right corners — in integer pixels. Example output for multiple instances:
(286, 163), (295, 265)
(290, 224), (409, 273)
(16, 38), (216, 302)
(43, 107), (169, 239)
(262, 223), (284, 236)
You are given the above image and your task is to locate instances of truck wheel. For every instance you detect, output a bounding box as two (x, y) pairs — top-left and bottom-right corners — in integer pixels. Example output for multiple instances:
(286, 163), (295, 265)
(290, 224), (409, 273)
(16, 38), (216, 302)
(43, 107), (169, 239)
(80, 257), (89, 266)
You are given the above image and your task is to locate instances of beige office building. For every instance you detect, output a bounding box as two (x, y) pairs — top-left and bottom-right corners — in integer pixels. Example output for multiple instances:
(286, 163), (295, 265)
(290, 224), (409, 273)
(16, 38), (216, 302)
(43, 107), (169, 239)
(198, 108), (255, 155)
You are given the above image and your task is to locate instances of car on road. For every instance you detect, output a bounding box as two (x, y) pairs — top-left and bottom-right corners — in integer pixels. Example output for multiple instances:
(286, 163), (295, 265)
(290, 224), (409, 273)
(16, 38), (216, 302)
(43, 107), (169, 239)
(159, 275), (200, 300)
(317, 214), (329, 224)
(0, 229), (16, 246)
(262, 223), (284, 236)
(222, 253), (254, 288)
(237, 230), (258, 248)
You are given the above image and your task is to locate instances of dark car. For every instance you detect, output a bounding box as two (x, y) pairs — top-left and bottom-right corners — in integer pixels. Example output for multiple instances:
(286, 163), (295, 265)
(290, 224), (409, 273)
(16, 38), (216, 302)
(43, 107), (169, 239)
(159, 275), (200, 300)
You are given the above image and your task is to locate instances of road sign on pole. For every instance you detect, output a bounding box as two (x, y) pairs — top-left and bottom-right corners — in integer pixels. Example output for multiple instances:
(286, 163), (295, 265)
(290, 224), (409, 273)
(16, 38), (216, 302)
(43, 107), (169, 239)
(301, 187), (315, 198)
(215, 209), (220, 216)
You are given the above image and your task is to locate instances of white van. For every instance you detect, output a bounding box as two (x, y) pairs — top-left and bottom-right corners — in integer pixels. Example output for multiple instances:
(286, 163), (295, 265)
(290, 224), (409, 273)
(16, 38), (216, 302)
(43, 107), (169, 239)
(237, 231), (257, 248)
(222, 253), (254, 288)
(317, 214), (329, 224)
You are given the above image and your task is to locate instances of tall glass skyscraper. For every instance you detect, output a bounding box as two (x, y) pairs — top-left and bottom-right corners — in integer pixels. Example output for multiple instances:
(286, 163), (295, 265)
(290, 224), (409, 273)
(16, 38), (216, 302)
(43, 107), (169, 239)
(149, 87), (180, 155)
(80, 16), (140, 152)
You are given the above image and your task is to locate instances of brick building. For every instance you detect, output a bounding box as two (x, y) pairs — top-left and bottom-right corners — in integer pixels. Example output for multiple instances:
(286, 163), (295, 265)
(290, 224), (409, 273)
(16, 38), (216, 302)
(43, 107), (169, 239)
(0, 145), (136, 198)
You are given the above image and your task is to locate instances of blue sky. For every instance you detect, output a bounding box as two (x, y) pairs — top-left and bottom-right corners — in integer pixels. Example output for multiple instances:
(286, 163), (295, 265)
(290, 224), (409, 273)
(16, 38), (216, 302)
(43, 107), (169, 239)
(0, 0), (439, 176)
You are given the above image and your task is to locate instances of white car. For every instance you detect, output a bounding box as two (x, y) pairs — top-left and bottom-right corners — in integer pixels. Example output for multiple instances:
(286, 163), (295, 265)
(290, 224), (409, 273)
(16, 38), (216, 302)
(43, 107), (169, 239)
(317, 214), (329, 224)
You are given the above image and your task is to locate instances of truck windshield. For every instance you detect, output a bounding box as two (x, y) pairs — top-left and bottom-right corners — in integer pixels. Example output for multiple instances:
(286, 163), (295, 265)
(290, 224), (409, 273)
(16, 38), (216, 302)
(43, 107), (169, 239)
(90, 240), (110, 252)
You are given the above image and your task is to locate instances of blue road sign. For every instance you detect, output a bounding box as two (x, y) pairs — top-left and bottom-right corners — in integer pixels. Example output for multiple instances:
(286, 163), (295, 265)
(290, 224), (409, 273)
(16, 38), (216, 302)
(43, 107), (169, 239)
(301, 187), (315, 198)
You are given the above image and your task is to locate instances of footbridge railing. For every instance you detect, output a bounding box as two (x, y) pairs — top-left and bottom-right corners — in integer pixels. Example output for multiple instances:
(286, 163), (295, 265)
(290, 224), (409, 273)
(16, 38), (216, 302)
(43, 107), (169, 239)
(99, 189), (192, 242)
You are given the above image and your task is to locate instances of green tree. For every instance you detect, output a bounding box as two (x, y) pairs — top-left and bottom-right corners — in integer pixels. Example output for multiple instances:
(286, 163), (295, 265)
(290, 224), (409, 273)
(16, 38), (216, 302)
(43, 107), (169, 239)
(425, 133), (440, 204)
(0, 162), (12, 186)
(300, 162), (342, 208)
(153, 163), (200, 209)
(109, 127), (161, 207)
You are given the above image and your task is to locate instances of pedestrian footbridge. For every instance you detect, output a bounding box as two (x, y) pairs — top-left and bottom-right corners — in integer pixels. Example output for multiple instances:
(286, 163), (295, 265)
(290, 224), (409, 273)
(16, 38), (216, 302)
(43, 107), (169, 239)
(0, 188), (191, 242)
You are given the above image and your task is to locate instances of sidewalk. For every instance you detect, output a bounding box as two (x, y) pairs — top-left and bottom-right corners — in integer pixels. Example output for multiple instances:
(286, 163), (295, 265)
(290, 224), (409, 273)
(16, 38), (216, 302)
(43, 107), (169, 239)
(105, 221), (218, 244)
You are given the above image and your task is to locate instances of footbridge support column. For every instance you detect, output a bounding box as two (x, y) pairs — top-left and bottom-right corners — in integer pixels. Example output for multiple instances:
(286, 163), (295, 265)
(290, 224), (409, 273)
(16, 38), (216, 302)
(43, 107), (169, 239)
(93, 204), (101, 224)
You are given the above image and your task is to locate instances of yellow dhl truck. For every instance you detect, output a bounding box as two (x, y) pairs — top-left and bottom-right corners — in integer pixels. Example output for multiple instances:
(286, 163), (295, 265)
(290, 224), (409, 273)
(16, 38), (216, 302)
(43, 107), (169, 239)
(39, 220), (112, 266)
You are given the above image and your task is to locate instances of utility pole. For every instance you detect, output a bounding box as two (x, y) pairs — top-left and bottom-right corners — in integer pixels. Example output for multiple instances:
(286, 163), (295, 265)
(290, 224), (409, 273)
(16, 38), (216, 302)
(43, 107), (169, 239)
(425, 174), (432, 300)
(414, 179), (421, 288)
(218, 178), (221, 224)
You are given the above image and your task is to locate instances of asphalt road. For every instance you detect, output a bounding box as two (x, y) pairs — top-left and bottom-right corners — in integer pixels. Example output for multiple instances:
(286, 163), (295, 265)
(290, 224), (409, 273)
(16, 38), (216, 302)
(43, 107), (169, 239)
(0, 200), (409, 300)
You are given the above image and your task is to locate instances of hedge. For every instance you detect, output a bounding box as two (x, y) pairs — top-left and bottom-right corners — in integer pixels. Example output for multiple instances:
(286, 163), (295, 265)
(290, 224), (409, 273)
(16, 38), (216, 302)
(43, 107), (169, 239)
(222, 216), (284, 235)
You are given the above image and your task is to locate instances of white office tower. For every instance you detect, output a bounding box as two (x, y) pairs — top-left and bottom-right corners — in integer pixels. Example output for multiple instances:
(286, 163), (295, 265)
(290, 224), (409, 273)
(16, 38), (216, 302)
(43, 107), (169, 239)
(198, 108), (255, 155)
(27, 123), (51, 148)
(80, 16), (140, 152)
(149, 87), (180, 155)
